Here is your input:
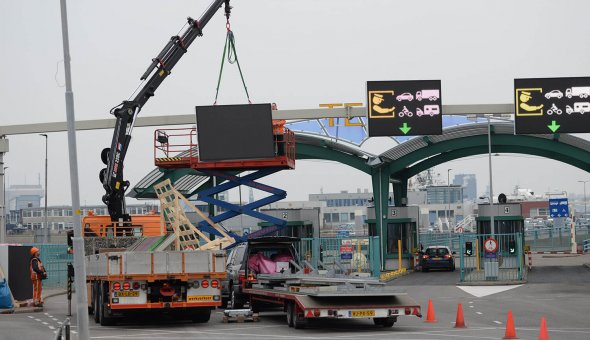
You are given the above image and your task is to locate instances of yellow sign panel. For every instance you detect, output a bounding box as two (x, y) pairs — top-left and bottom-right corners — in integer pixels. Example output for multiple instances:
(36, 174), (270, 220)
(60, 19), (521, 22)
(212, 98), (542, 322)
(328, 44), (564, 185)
(515, 88), (544, 116)
(352, 310), (375, 317)
(368, 91), (395, 118)
(115, 291), (139, 297)
(187, 295), (213, 302)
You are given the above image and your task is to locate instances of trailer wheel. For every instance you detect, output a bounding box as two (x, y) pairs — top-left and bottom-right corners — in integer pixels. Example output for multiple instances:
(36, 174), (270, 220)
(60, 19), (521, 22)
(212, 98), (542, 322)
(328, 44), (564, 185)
(293, 305), (307, 329)
(228, 287), (244, 309)
(286, 302), (294, 327)
(191, 309), (211, 323)
(99, 283), (115, 326)
(374, 317), (396, 327)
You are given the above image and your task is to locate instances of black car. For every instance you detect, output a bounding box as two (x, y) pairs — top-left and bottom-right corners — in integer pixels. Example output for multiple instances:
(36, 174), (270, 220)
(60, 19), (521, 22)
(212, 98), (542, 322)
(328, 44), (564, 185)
(420, 246), (456, 272)
(222, 237), (300, 309)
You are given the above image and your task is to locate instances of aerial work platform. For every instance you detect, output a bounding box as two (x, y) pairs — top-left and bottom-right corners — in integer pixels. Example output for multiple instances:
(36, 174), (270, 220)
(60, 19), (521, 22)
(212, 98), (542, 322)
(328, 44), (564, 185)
(154, 127), (296, 171)
(152, 124), (296, 245)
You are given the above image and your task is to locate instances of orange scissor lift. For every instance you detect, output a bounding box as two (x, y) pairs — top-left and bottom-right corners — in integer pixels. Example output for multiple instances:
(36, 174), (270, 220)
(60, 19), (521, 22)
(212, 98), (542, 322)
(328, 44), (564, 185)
(153, 121), (295, 243)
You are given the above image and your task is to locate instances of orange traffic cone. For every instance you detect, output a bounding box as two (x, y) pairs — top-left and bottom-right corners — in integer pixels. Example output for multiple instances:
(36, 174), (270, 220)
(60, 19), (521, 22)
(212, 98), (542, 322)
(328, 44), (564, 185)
(503, 310), (518, 339)
(454, 303), (466, 328)
(538, 317), (549, 340)
(424, 299), (437, 323)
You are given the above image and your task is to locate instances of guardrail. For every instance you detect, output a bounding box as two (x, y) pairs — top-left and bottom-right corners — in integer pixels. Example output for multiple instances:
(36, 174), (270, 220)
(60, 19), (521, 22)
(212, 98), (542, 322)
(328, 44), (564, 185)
(53, 317), (70, 340)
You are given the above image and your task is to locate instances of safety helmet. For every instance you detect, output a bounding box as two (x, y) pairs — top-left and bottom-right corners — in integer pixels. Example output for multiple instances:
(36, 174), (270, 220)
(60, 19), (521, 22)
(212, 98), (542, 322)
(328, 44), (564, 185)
(30, 247), (40, 256)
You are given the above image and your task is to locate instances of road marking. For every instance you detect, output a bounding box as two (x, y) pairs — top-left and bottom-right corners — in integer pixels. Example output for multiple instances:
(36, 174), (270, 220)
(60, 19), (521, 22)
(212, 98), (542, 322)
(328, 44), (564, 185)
(468, 301), (473, 304)
(49, 326), (55, 330)
(72, 331), (78, 334)
(469, 305), (474, 308)
(494, 321), (502, 324)
(476, 312), (483, 315)
(35, 318), (41, 322)
(28, 316), (34, 319)
(42, 322), (49, 325)
(457, 285), (523, 297)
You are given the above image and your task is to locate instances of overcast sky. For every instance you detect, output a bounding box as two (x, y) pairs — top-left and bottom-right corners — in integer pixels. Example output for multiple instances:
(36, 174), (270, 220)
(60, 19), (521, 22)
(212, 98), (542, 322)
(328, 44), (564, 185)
(2, 0), (590, 207)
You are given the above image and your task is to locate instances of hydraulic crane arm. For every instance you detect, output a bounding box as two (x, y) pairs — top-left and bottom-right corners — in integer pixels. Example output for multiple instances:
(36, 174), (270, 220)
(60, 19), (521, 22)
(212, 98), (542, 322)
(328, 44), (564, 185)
(100, 0), (231, 221)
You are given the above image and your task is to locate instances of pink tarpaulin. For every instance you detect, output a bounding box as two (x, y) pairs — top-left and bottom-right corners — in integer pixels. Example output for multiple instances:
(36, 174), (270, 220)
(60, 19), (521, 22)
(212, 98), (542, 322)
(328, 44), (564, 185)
(248, 253), (276, 274)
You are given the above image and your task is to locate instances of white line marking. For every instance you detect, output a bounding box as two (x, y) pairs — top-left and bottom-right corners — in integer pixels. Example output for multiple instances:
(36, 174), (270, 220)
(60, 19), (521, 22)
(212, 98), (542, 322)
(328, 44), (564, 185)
(48, 326), (55, 330)
(42, 322), (49, 325)
(469, 305), (474, 308)
(44, 313), (49, 315)
(52, 318), (58, 321)
(35, 318), (41, 322)
(468, 301), (473, 304)
(494, 321), (502, 324)
(476, 312), (483, 315)
(72, 331), (78, 334)
(28, 316), (34, 319)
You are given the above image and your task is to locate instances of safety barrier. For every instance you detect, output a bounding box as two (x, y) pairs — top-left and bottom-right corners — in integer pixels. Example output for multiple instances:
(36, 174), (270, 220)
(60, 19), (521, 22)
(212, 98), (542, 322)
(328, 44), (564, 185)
(457, 233), (527, 283)
(299, 236), (381, 277)
(25, 244), (72, 289)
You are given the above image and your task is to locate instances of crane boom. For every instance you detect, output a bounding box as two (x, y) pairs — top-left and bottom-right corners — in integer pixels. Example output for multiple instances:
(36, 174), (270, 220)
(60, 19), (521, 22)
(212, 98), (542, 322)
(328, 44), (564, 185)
(100, 0), (231, 221)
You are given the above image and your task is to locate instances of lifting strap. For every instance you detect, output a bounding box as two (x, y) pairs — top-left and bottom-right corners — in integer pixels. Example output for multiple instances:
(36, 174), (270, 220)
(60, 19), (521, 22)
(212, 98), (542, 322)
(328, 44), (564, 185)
(214, 20), (251, 104)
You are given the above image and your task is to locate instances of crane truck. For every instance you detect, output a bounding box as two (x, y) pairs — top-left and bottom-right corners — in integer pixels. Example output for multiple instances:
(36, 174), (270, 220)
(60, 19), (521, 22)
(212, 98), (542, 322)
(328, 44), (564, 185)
(85, 0), (233, 326)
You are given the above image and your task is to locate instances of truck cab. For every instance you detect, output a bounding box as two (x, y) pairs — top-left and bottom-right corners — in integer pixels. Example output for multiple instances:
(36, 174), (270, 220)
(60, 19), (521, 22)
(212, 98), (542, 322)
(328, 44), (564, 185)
(224, 237), (300, 309)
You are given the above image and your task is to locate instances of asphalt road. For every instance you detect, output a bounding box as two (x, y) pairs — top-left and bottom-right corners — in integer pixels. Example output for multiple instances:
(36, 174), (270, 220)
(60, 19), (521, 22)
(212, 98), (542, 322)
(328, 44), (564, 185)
(2, 255), (589, 340)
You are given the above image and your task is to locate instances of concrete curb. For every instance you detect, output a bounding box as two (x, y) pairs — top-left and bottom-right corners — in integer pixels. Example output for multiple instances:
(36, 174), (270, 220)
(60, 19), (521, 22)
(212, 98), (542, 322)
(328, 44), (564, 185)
(0, 306), (44, 314)
(583, 263), (590, 270)
(456, 280), (527, 286)
(43, 290), (68, 301)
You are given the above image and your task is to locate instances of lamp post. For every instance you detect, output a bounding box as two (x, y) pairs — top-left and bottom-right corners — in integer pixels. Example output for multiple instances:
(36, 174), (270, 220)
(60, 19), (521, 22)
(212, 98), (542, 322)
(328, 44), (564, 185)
(1, 166), (6, 243)
(578, 180), (589, 219)
(447, 168), (452, 231)
(40, 134), (48, 243)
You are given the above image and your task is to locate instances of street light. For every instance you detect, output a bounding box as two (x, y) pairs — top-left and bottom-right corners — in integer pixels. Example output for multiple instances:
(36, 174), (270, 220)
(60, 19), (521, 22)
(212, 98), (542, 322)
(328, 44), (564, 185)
(2, 166), (7, 243)
(447, 168), (452, 231)
(40, 134), (48, 243)
(578, 180), (589, 218)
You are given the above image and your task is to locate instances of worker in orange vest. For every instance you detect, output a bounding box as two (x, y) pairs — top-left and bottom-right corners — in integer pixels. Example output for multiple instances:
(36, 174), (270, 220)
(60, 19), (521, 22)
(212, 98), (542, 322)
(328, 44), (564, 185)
(30, 247), (47, 307)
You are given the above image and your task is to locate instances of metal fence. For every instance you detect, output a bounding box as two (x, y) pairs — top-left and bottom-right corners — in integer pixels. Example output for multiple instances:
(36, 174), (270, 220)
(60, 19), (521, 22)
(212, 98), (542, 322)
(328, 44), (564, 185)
(25, 244), (72, 288)
(457, 233), (526, 283)
(299, 237), (381, 277)
(418, 232), (465, 253)
(525, 226), (589, 251)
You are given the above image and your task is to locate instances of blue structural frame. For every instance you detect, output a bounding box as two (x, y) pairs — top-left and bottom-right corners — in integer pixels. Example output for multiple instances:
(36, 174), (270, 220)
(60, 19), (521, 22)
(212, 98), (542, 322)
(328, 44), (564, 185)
(196, 168), (288, 243)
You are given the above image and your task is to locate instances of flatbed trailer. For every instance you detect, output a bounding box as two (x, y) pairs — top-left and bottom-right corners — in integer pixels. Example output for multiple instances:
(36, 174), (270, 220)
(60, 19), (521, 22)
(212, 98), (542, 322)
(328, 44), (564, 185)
(242, 273), (422, 329)
(86, 250), (226, 325)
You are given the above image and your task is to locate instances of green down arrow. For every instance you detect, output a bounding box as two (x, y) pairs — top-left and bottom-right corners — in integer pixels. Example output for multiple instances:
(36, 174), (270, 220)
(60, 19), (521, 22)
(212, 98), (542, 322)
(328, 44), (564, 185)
(399, 122), (412, 135)
(547, 120), (560, 133)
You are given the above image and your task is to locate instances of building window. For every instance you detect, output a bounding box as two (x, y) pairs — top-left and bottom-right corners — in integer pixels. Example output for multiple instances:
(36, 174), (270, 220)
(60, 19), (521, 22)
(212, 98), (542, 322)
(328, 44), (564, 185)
(33, 210), (42, 217)
(350, 212), (355, 220)
(65, 209), (73, 216)
(340, 213), (349, 222)
(331, 213), (340, 223)
(324, 213), (332, 223)
(23, 210), (32, 217)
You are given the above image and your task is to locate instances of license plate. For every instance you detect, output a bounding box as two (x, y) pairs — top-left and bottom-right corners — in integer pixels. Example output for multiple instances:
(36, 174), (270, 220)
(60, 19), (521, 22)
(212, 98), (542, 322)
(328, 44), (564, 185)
(115, 291), (139, 297)
(433, 257), (441, 260)
(352, 310), (375, 317)
(187, 295), (213, 302)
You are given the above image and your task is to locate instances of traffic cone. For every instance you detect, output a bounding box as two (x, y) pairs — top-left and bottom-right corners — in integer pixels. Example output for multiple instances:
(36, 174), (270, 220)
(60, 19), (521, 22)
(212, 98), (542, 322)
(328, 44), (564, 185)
(538, 317), (549, 340)
(454, 303), (466, 328)
(503, 310), (518, 339)
(424, 299), (437, 323)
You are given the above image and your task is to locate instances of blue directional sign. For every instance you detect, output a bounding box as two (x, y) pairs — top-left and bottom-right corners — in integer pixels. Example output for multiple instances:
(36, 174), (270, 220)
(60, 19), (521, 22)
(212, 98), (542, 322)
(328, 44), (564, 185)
(337, 230), (350, 238)
(549, 198), (569, 218)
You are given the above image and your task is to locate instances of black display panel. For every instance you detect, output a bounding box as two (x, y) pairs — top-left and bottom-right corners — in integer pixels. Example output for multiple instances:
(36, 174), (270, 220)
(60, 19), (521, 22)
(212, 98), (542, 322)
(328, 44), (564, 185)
(367, 80), (443, 136)
(514, 77), (590, 134)
(195, 103), (275, 162)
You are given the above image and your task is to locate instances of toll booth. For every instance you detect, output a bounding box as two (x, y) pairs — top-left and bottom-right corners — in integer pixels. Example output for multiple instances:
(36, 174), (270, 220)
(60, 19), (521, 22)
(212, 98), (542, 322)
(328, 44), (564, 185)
(470, 203), (525, 282)
(476, 203), (524, 235)
(258, 208), (320, 238)
(366, 206), (419, 271)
